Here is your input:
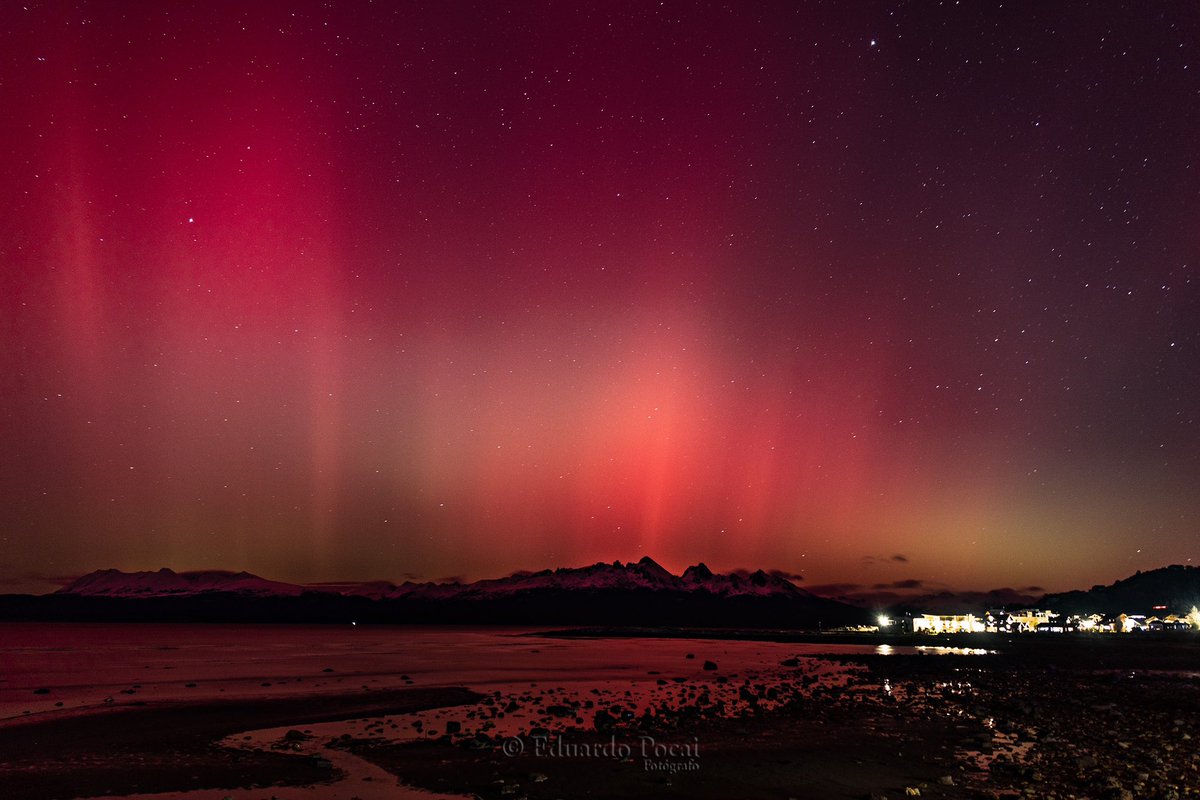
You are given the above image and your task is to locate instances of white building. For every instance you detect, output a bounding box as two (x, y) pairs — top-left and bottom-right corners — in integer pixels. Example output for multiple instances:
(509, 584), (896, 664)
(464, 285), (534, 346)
(910, 613), (985, 634)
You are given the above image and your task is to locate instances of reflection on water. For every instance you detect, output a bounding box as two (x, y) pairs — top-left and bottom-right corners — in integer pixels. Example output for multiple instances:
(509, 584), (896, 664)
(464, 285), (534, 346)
(875, 642), (995, 656)
(0, 624), (999, 724)
(915, 645), (996, 656)
(1, 625), (1022, 800)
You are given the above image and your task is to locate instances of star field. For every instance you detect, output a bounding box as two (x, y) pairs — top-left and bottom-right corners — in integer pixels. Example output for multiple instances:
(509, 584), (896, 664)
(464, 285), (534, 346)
(1, 1), (1197, 595)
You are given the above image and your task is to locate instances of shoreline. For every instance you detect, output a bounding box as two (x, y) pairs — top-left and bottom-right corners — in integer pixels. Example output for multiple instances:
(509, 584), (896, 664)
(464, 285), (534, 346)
(3, 625), (1198, 800)
(0, 687), (482, 800)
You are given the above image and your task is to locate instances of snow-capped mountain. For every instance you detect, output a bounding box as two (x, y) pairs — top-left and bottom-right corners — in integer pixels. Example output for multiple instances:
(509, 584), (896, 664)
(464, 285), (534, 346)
(36, 558), (860, 626)
(58, 558), (810, 600)
(367, 556), (810, 600)
(56, 568), (306, 597)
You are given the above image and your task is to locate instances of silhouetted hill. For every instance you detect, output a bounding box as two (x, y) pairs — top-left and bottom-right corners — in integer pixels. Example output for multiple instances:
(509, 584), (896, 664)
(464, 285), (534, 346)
(1, 558), (868, 629)
(57, 568), (304, 596)
(1041, 565), (1200, 615)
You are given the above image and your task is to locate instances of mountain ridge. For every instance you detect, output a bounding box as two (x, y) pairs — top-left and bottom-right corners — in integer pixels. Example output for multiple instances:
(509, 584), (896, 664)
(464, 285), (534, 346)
(56, 556), (812, 601)
(28, 562), (1200, 626)
(1039, 564), (1200, 615)
(5, 556), (863, 627)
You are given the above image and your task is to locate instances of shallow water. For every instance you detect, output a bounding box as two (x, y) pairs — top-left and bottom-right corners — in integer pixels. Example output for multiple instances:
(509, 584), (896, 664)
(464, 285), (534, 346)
(1, 624), (988, 800)
(0, 623), (941, 722)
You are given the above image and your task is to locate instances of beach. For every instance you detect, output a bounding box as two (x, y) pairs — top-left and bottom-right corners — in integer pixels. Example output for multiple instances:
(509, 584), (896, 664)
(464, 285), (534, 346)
(2, 624), (1197, 799)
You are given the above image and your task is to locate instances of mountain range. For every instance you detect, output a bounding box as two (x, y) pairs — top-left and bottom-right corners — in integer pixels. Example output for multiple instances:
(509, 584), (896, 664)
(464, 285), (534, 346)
(59, 568), (308, 597)
(0, 557), (866, 628)
(3, 560), (1196, 627)
(56, 558), (809, 601)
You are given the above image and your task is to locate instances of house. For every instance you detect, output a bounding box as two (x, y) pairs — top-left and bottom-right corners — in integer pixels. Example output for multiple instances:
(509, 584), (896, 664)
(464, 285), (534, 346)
(1119, 614), (1147, 633)
(910, 613), (985, 634)
(1035, 618), (1077, 633)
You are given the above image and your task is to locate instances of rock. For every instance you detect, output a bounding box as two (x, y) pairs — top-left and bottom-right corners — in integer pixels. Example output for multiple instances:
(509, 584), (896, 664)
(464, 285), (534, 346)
(904, 788), (921, 797)
(32, 688), (50, 695)
(703, 660), (718, 671)
(685, 653), (695, 659)
(593, 710), (616, 731)
(938, 775), (955, 786)
(283, 729), (307, 741)
(445, 720), (461, 734)
(464, 733), (492, 749)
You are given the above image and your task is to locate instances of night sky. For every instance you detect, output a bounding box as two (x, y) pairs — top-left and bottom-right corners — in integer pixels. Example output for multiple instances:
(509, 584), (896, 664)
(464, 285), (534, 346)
(2, 1), (1197, 596)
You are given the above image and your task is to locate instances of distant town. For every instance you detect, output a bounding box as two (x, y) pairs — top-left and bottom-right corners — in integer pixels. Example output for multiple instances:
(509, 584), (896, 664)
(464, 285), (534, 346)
(876, 607), (1200, 635)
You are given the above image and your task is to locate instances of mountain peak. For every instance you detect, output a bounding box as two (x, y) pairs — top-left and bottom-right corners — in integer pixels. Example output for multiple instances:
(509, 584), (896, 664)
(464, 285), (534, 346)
(53, 557), (815, 604)
(635, 556), (672, 578)
(58, 568), (305, 597)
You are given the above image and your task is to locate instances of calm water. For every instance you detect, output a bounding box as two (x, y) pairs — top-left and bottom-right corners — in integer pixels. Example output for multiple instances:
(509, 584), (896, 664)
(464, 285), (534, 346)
(0, 624), (987, 800)
(0, 623), (942, 719)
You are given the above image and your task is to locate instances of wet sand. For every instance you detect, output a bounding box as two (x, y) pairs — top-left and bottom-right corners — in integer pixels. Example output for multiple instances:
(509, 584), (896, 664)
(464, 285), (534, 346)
(0, 687), (482, 800)
(348, 712), (971, 800)
(2, 624), (1197, 800)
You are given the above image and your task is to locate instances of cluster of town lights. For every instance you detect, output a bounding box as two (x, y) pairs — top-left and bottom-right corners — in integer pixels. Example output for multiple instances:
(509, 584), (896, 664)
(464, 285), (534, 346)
(872, 607), (1200, 634)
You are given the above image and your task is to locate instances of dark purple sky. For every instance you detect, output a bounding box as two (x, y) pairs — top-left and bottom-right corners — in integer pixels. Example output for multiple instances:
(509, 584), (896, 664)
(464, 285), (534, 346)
(2, 1), (1197, 595)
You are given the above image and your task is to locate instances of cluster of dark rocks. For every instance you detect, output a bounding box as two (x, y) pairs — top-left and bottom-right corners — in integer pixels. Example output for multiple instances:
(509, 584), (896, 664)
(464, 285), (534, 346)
(310, 646), (1199, 800)
(830, 653), (1200, 800)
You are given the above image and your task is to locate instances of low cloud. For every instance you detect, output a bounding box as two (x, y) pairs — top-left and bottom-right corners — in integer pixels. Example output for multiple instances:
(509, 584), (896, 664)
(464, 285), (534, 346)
(814, 579), (1043, 612)
(861, 553), (911, 566)
(805, 582), (865, 596)
(312, 571), (430, 588)
(977, 587), (1044, 606)
(10, 572), (75, 586)
(729, 567), (802, 582)
(0, 571), (75, 594)
(768, 569), (805, 583)
(872, 578), (926, 590)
